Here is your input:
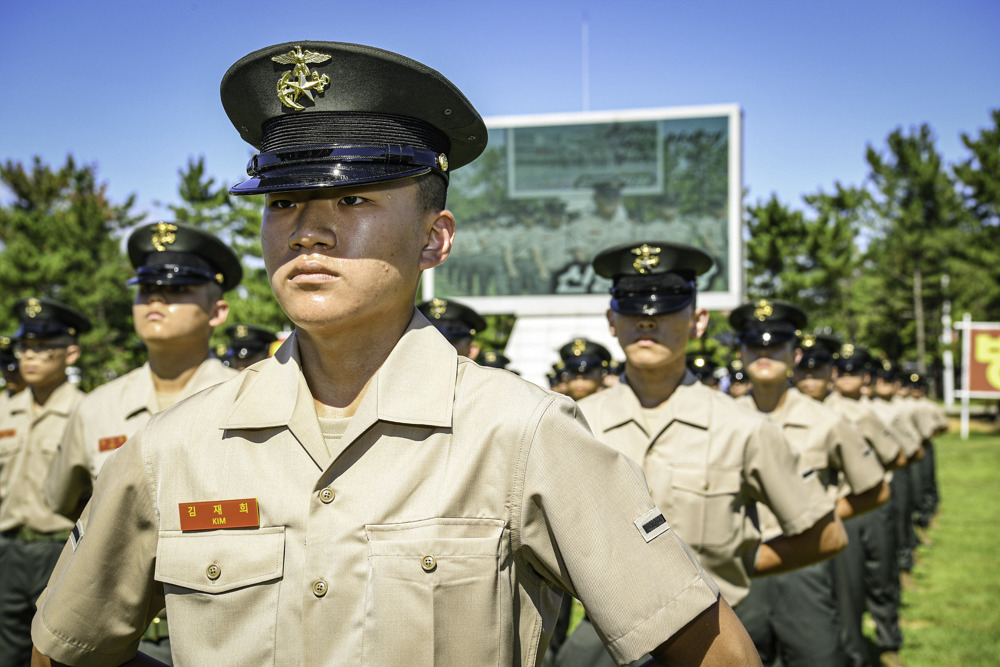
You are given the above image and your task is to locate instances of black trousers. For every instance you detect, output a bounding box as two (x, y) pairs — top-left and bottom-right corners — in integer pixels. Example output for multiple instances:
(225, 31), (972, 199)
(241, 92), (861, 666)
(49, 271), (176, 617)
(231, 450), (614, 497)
(736, 560), (845, 667)
(0, 534), (65, 666)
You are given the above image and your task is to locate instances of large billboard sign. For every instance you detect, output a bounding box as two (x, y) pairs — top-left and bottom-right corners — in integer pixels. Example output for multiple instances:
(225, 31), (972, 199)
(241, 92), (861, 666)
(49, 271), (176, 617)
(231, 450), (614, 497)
(424, 105), (744, 315)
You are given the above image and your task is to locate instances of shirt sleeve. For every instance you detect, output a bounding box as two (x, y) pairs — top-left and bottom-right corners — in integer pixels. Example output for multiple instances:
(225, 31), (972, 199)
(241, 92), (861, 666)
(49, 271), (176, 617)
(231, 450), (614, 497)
(32, 429), (163, 667)
(44, 403), (93, 517)
(515, 395), (719, 665)
(856, 410), (902, 468)
(830, 418), (885, 495)
(743, 418), (835, 537)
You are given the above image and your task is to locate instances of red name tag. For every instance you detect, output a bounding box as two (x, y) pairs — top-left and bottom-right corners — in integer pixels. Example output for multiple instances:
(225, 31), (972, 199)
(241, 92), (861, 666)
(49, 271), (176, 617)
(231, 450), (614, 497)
(0, 429), (15, 439)
(98, 435), (128, 452)
(179, 498), (260, 531)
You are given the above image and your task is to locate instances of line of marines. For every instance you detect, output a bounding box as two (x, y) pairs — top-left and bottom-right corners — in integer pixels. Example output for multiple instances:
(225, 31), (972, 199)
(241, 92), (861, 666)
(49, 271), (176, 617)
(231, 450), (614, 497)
(0, 38), (946, 667)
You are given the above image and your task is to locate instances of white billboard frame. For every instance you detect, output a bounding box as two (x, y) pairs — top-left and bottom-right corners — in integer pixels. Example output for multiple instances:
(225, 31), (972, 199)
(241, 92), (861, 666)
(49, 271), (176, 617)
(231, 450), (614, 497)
(422, 104), (745, 316)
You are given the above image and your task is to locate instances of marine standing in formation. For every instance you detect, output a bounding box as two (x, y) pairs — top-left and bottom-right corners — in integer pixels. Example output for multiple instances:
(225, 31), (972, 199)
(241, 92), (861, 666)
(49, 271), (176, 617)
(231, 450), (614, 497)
(0, 298), (91, 665)
(30, 41), (759, 666)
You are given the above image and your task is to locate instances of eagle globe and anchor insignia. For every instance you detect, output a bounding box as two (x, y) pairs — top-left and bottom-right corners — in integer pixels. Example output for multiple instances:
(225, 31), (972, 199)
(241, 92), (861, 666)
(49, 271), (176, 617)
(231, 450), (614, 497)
(631, 244), (662, 274)
(272, 46), (332, 111)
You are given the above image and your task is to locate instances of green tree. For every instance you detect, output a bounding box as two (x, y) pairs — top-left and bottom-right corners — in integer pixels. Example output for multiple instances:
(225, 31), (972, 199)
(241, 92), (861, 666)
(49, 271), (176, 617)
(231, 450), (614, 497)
(744, 187), (864, 335)
(861, 124), (965, 370)
(951, 109), (1000, 321)
(0, 156), (144, 389)
(163, 157), (290, 350)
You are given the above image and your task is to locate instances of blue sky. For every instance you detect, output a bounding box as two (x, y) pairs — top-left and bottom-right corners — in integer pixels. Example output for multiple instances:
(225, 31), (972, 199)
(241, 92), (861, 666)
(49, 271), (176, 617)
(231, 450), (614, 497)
(2, 0), (997, 221)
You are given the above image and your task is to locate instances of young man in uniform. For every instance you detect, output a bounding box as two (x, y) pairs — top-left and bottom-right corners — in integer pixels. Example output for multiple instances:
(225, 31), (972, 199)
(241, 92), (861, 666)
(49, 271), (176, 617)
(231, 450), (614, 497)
(731, 300), (889, 667)
(32, 42), (758, 667)
(416, 297), (486, 360)
(828, 344), (910, 667)
(793, 335), (903, 667)
(0, 298), (90, 666)
(726, 358), (751, 398)
(220, 323), (277, 370)
(554, 243), (845, 667)
(43, 222), (241, 663)
(557, 338), (612, 401)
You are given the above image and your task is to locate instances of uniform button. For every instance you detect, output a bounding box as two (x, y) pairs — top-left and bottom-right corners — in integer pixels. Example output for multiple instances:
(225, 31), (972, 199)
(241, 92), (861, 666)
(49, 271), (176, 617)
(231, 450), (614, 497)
(703, 481), (710, 490)
(320, 487), (335, 504)
(206, 564), (221, 580)
(421, 555), (436, 572)
(313, 580), (328, 597)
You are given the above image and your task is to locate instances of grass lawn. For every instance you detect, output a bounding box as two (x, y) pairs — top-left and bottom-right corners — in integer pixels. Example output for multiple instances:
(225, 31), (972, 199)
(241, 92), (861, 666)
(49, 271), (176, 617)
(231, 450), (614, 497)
(866, 428), (1000, 666)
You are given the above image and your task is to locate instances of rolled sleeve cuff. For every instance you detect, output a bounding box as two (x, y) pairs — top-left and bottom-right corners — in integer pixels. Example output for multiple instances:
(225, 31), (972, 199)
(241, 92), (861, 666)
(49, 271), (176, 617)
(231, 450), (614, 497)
(32, 607), (140, 667)
(604, 571), (721, 665)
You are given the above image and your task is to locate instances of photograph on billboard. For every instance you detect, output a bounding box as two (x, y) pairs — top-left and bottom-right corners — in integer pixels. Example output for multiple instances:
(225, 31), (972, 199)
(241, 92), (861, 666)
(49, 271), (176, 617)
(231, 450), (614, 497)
(431, 106), (742, 313)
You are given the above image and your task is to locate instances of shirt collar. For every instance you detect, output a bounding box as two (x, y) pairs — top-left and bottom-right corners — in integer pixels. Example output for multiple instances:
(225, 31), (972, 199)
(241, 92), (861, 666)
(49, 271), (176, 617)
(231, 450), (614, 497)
(222, 309), (457, 432)
(593, 370), (711, 434)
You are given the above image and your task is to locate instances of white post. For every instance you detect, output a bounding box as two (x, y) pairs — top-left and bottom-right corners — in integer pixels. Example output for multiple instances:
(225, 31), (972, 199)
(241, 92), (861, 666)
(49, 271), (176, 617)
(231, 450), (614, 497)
(942, 274), (954, 406)
(961, 313), (971, 440)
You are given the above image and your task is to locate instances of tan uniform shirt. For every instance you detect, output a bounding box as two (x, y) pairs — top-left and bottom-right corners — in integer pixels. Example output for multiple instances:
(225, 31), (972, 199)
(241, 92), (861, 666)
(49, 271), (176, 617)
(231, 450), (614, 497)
(864, 396), (922, 458)
(33, 314), (720, 667)
(0, 381), (84, 533)
(901, 395), (946, 441)
(740, 388), (885, 540)
(0, 389), (27, 501)
(45, 358), (236, 516)
(824, 391), (903, 469)
(578, 374), (833, 606)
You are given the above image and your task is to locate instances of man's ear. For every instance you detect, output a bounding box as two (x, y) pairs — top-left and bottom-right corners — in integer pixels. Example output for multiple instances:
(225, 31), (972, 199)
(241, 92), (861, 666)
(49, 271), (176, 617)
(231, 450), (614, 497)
(420, 210), (455, 271)
(64, 344), (81, 367)
(209, 300), (230, 328)
(689, 307), (710, 339)
(606, 309), (618, 338)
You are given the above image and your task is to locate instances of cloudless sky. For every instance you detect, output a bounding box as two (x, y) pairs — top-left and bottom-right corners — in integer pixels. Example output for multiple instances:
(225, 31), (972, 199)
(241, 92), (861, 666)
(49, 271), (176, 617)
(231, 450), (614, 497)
(2, 0), (997, 221)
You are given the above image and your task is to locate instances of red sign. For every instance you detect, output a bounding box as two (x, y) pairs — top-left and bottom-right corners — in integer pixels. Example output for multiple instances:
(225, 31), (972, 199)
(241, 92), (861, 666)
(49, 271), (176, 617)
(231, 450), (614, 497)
(179, 498), (260, 531)
(968, 327), (1000, 397)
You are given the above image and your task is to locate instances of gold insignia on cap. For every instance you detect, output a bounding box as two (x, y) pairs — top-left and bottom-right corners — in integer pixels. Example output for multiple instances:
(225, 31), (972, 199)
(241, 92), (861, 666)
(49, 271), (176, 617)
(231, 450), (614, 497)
(236, 325), (249, 338)
(25, 298), (42, 318)
(436, 153), (449, 172)
(731, 359), (743, 370)
(571, 339), (587, 356)
(215, 273), (224, 285)
(151, 222), (178, 252)
(272, 46), (332, 111)
(910, 373), (919, 382)
(630, 244), (662, 274)
(484, 350), (497, 362)
(801, 334), (816, 348)
(693, 356), (706, 368)
(429, 298), (448, 320)
(841, 343), (854, 357)
(753, 300), (773, 321)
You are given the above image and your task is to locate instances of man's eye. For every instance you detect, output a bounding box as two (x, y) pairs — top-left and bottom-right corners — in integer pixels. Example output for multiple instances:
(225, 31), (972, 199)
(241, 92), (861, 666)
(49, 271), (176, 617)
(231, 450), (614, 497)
(340, 195), (367, 206)
(268, 199), (295, 209)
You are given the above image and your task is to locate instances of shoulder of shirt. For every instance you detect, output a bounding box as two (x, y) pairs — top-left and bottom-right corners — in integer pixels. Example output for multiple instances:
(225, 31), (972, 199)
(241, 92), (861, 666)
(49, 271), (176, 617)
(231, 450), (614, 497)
(458, 356), (565, 412)
(74, 365), (149, 405)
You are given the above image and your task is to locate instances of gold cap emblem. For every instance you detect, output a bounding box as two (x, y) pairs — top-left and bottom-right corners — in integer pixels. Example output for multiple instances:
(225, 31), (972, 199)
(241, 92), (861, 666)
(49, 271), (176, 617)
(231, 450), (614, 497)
(753, 300), (773, 321)
(571, 339), (587, 356)
(429, 298), (448, 320)
(271, 46), (332, 111)
(801, 334), (816, 348)
(841, 343), (855, 357)
(25, 298), (42, 318)
(484, 350), (498, 362)
(235, 325), (249, 338)
(151, 222), (178, 252)
(630, 244), (662, 274)
(436, 153), (449, 172)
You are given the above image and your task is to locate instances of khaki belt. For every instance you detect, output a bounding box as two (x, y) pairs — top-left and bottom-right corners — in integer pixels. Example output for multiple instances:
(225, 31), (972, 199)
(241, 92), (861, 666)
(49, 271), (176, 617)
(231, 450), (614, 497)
(14, 527), (72, 543)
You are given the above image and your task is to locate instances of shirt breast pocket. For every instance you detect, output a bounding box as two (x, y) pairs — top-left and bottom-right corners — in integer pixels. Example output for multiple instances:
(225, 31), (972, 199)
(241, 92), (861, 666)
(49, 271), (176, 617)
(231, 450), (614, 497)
(363, 517), (505, 667)
(670, 465), (743, 549)
(154, 527), (285, 665)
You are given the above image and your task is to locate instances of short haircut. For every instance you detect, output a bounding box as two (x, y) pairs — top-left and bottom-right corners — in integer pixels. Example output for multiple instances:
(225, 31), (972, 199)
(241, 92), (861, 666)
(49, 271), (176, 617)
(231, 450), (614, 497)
(416, 172), (448, 212)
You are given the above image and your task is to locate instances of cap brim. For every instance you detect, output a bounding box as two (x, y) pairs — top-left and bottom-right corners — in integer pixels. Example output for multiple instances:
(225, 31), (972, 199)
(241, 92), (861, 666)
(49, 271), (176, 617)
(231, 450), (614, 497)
(231, 162), (432, 195)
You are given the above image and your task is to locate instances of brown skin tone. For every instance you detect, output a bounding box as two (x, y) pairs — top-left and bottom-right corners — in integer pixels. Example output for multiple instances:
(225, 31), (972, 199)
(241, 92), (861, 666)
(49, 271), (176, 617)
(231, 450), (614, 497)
(727, 381), (751, 398)
(563, 369), (604, 400)
(132, 283), (229, 394)
(16, 338), (80, 408)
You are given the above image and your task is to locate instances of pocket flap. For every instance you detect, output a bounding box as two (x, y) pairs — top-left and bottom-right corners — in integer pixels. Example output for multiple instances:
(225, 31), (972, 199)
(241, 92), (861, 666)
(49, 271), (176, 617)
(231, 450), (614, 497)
(670, 465), (741, 496)
(155, 526), (284, 593)
(366, 517), (504, 557)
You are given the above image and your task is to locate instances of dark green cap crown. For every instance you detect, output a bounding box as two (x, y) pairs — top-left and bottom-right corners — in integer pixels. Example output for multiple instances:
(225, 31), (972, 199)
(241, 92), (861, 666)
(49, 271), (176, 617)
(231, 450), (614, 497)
(221, 41), (487, 195)
(127, 222), (243, 292)
(13, 297), (91, 339)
